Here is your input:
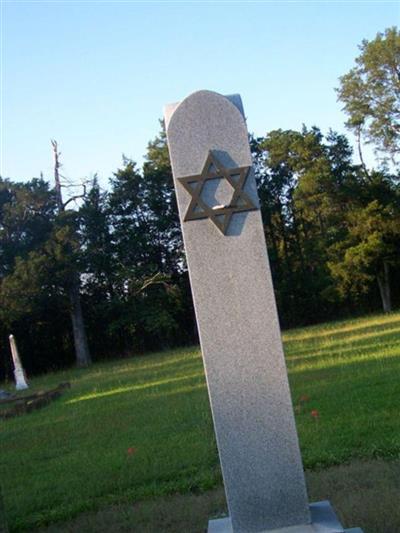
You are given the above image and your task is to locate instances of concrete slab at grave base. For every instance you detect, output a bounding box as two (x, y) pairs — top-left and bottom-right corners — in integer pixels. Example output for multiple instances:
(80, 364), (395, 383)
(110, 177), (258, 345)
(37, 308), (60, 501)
(208, 501), (364, 533)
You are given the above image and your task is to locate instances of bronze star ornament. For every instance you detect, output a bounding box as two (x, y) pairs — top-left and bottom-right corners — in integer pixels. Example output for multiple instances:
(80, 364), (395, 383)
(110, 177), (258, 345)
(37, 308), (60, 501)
(178, 151), (258, 235)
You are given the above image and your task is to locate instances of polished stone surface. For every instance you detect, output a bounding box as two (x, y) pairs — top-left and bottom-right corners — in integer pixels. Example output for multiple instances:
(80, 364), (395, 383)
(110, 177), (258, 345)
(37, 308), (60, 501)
(165, 90), (310, 532)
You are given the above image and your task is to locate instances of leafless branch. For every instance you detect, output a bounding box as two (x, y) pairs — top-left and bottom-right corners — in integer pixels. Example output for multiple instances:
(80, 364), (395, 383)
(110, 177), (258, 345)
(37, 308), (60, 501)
(133, 272), (169, 295)
(62, 184), (87, 209)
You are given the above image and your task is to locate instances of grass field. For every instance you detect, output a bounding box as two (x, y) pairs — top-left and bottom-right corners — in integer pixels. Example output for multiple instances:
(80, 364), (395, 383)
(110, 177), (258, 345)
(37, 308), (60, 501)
(35, 459), (400, 533)
(1, 311), (400, 532)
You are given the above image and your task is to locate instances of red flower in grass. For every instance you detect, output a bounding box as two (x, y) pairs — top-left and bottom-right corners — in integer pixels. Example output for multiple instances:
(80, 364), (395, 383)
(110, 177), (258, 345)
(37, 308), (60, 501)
(311, 409), (319, 420)
(127, 447), (137, 456)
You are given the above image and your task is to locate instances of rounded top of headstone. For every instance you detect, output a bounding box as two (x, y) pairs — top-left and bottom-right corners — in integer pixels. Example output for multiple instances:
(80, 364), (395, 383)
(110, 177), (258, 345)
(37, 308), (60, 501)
(164, 90), (251, 180)
(164, 90), (246, 133)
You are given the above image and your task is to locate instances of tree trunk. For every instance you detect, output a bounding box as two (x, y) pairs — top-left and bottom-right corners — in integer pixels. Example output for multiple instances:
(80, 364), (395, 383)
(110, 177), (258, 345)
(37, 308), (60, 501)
(377, 262), (392, 313)
(69, 279), (91, 367)
(52, 140), (92, 367)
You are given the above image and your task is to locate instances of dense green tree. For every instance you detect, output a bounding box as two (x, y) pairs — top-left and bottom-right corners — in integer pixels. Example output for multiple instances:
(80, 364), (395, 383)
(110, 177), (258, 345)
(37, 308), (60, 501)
(0, 178), (74, 375)
(79, 177), (115, 294)
(95, 131), (191, 353)
(334, 29), (400, 311)
(0, 178), (57, 325)
(1, 114), (398, 379)
(337, 27), (400, 168)
(251, 127), (363, 325)
(142, 124), (183, 274)
(328, 175), (400, 312)
(0, 178), (56, 276)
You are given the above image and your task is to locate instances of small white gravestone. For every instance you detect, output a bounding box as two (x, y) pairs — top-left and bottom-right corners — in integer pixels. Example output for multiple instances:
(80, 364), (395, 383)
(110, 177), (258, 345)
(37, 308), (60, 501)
(9, 334), (28, 391)
(164, 90), (362, 533)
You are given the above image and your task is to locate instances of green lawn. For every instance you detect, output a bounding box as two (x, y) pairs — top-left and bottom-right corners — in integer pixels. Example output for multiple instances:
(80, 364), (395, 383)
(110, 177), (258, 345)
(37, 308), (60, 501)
(1, 311), (400, 531)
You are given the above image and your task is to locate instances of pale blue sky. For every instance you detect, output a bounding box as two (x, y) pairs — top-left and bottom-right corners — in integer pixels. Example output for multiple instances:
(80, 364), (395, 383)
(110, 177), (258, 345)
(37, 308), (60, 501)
(1, 1), (399, 188)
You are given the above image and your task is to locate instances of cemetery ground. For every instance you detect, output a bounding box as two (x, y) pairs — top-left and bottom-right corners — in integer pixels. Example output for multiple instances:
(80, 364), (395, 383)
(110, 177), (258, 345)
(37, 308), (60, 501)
(1, 312), (400, 532)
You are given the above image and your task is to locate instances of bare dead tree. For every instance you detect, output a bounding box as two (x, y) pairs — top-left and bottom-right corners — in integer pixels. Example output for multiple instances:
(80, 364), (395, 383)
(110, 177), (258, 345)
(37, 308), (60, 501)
(51, 140), (91, 367)
(51, 140), (89, 209)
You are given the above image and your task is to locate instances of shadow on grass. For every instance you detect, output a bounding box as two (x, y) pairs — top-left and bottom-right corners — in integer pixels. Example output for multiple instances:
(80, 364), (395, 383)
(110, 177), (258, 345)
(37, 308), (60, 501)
(284, 313), (400, 342)
(288, 347), (400, 380)
(287, 343), (400, 376)
(285, 326), (400, 357)
(66, 371), (205, 405)
(35, 459), (400, 533)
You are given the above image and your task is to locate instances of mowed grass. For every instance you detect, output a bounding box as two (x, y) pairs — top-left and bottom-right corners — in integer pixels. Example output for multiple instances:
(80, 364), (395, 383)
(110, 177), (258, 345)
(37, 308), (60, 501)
(286, 311), (400, 467)
(1, 311), (400, 531)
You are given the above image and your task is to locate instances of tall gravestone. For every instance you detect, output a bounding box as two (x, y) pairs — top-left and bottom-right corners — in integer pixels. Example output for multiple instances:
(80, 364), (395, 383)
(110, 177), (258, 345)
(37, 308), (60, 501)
(164, 90), (362, 533)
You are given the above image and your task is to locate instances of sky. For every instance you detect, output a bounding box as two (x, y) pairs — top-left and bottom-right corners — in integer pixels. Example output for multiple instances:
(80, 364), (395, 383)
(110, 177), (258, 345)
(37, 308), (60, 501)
(1, 1), (399, 189)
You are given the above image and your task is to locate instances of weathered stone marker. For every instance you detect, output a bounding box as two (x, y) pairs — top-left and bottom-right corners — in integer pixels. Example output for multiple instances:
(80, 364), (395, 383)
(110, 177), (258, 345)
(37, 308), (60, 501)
(9, 334), (28, 391)
(164, 90), (362, 533)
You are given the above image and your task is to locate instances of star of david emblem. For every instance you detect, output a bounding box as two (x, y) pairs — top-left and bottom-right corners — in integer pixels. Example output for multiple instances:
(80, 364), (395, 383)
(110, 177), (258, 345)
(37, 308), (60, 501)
(178, 151), (258, 235)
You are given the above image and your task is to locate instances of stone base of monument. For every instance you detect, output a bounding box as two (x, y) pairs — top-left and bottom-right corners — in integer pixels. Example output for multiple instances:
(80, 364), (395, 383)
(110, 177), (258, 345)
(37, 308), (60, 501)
(208, 500), (363, 533)
(0, 382), (70, 420)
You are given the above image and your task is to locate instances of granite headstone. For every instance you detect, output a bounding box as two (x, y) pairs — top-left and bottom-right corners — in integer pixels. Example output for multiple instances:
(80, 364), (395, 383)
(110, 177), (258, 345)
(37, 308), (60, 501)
(164, 90), (362, 533)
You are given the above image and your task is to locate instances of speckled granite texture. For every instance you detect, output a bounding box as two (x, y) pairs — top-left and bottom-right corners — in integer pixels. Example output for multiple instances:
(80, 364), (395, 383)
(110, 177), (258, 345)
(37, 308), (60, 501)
(164, 90), (310, 532)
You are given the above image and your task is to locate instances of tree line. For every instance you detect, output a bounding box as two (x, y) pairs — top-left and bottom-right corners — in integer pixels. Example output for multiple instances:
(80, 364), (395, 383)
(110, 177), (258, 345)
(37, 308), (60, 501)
(0, 28), (399, 378)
